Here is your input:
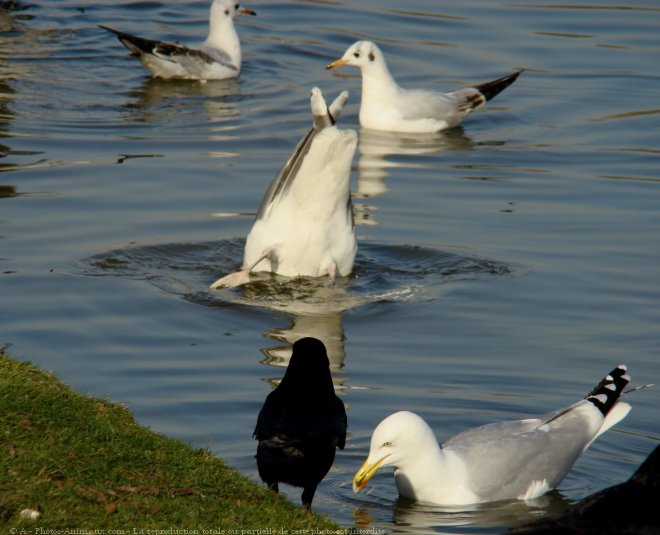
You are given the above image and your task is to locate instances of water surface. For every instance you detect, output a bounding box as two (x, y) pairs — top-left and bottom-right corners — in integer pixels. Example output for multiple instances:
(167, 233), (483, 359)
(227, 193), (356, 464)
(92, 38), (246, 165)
(1, 1), (659, 533)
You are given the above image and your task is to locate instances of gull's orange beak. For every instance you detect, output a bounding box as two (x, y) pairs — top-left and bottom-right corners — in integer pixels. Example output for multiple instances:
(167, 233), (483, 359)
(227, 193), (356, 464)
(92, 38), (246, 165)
(239, 7), (256, 15)
(326, 58), (349, 70)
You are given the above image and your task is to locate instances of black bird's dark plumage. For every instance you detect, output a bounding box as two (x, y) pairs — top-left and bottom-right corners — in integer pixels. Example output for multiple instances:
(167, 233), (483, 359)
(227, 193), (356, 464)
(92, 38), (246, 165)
(253, 337), (347, 508)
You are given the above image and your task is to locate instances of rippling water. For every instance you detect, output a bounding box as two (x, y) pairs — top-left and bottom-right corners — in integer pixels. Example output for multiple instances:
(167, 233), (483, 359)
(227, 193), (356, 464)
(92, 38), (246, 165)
(2, 1), (659, 532)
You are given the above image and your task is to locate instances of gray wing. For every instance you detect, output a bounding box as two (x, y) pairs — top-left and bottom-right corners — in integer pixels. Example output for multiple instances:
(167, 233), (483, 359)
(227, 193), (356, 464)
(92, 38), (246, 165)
(397, 88), (458, 119)
(99, 25), (238, 73)
(196, 45), (237, 70)
(255, 89), (348, 220)
(154, 43), (237, 73)
(444, 404), (598, 500)
(399, 87), (484, 123)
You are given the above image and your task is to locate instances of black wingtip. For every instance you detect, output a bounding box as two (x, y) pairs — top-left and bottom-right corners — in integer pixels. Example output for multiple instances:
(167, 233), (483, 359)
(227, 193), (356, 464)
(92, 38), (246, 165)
(98, 24), (124, 37)
(473, 70), (522, 102)
(585, 364), (630, 416)
(99, 25), (158, 56)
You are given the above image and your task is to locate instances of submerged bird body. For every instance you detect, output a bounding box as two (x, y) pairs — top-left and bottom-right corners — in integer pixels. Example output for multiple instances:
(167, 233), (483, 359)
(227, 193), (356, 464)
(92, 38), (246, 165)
(100, 0), (255, 80)
(254, 337), (347, 508)
(354, 365), (641, 505)
(327, 41), (520, 133)
(210, 88), (357, 289)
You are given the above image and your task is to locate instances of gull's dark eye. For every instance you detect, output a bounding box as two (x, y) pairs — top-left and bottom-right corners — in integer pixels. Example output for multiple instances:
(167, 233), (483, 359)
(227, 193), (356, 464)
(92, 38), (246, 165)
(235, 3), (239, 8)
(353, 52), (360, 58)
(383, 441), (393, 447)
(225, 9), (230, 15)
(369, 52), (375, 61)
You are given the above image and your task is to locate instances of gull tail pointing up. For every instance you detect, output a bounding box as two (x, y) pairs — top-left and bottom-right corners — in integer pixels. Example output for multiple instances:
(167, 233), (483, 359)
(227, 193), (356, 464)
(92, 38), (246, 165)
(473, 71), (523, 102)
(584, 363), (630, 416)
(542, 363), (649, 451)
(579, 364), (633, 448)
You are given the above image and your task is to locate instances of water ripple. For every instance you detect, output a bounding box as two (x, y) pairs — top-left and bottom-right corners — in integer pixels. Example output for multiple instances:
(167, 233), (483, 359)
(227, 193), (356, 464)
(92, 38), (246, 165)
(74, 239), (514, 314)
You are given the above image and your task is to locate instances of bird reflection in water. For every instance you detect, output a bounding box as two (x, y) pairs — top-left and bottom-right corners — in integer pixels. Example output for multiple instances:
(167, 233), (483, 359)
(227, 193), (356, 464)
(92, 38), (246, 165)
(354, 127), (473, 227)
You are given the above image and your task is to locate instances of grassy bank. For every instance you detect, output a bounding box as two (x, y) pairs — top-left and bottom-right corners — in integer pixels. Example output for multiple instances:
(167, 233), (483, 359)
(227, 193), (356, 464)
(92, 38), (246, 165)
(0, 347), (343, 532)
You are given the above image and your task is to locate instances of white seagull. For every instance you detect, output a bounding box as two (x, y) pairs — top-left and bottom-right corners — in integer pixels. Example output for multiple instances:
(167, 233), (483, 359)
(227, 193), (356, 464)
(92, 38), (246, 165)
(327, 41), (521, 133)
(210, 87), (357, 289)
(99, 0), (255, 80)
(354, 365), (650, 506)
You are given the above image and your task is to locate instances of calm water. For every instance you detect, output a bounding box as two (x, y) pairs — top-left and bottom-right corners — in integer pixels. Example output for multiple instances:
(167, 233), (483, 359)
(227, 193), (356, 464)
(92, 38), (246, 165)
(2, 0), (660, 532)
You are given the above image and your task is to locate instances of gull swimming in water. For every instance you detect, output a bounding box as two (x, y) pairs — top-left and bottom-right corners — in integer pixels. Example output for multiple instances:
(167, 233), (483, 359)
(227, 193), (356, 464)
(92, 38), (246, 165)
(99, 0), (255, 80)
(210, 87), (357, 289)
(254, 337), (347, 509)
(354, 365), (649, 505)
(327, 40), (521, 133)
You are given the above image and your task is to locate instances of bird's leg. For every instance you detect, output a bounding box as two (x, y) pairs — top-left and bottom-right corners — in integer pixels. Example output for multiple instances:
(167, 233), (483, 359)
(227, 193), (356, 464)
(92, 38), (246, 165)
(321, 255), (337, 281)
(209, 247), (273, 290)
(210, 270), (250, 289)
(267, 481), (279, 494)
(301, 485), (317, 509)
(247, 247), (274, 273)
(328, 261), (337, 280)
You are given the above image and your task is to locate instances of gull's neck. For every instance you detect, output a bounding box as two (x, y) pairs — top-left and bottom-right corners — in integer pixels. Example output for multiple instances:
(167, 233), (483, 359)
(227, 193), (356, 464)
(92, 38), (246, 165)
(395, 441), (477, 505)
(206, 9), (241, 67)
(360, 59), (401, 100)
(358, 59), (402, 127)
(394, 435), (443, 499)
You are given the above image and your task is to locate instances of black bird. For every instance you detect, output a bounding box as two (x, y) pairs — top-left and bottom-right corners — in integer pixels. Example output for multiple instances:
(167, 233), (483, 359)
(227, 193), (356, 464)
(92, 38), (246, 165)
(253, 337), (347, 508)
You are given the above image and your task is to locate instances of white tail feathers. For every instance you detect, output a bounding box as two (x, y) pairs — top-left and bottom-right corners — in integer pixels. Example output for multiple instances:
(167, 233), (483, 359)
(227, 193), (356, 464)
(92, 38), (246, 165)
(584, 401), (632, 450)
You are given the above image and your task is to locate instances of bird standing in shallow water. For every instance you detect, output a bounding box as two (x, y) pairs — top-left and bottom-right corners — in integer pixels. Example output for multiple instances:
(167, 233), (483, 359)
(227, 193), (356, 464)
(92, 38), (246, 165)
(254, 337), (347, 508)
(99, 0), (255, 80)
(209, 87), (357, 289)
(327, 40), (520, 133)
(354, 365), (649, 505)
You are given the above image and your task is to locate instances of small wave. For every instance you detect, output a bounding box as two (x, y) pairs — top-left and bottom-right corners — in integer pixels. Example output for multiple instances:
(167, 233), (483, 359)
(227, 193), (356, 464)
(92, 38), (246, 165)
(74, 239), (514, 314)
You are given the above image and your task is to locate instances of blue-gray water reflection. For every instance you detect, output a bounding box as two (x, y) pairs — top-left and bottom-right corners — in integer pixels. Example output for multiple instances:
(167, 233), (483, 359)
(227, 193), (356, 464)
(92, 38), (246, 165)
(1, 0), (659, 532)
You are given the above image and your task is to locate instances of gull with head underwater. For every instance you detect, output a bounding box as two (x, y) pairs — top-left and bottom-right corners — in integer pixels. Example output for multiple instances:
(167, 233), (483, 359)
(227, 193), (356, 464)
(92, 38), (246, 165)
(210, 87), (357, 289)
(99, 0), (256, 80)
(328, 40), (521, 133)
(353, 364), (650, 506)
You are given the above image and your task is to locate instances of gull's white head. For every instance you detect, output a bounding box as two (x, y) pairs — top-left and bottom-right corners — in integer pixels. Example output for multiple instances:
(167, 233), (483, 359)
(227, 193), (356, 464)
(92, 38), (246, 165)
(210, 0), (256, 22)
(206, 0), (255, 66)
(327, 40), (385, 71)
(353, 411), (436, 493)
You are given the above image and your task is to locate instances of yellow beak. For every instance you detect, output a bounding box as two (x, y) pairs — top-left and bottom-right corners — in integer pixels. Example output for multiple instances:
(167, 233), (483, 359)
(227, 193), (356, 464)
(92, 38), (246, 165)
(352, 454), (390, 493)
(326, 58), (349, 70)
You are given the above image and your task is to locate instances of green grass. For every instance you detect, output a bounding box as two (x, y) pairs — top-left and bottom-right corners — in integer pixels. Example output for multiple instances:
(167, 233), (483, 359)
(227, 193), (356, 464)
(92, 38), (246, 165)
(0, 347), (343, 532)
